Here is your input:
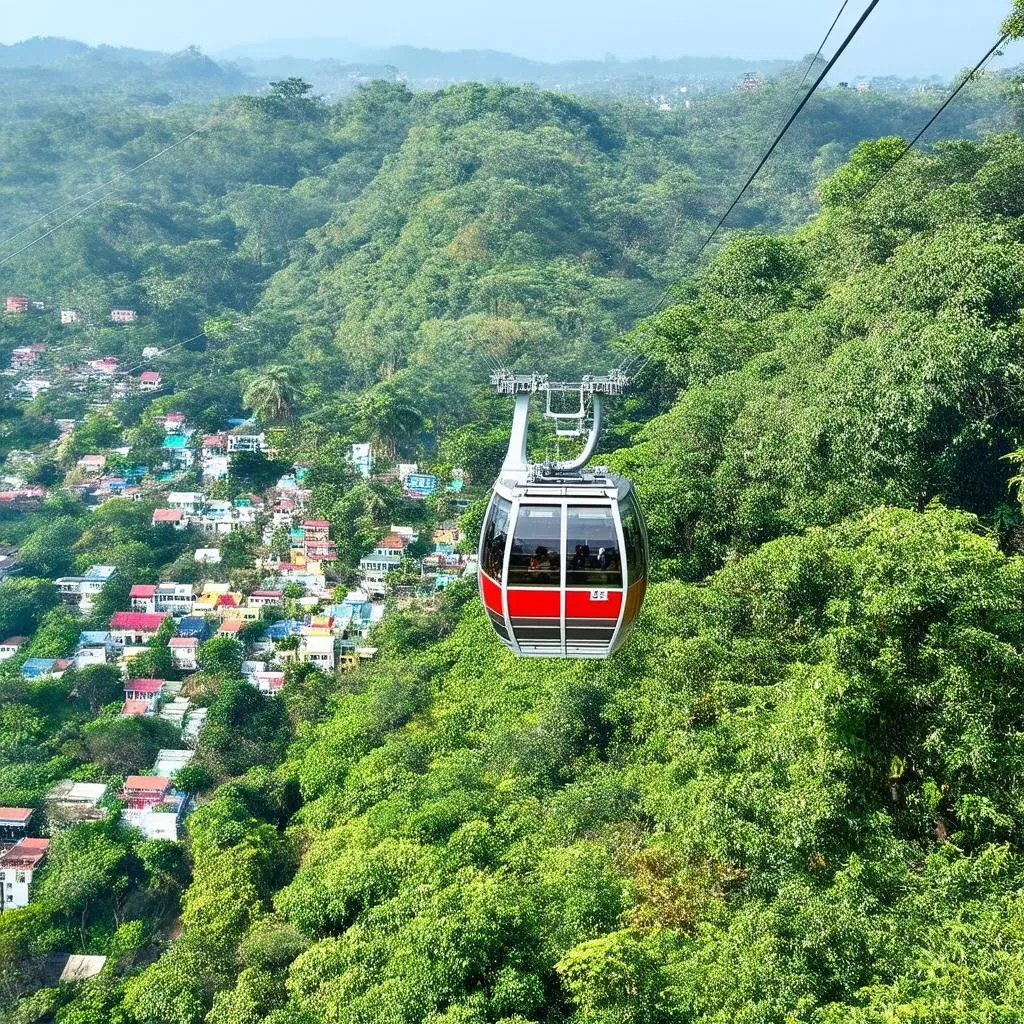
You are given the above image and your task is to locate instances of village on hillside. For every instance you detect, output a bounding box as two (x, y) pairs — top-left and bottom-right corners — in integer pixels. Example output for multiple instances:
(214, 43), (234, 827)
(0, 296), (475, 911)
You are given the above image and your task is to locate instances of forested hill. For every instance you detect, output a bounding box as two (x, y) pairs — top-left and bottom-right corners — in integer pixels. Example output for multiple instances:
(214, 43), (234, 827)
(4, 29), (1024, 1023)
(105, 120), (1024, 1024)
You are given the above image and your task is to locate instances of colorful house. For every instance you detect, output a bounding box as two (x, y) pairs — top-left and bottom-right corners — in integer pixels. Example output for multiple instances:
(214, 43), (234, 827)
(0, 837), (49, 908)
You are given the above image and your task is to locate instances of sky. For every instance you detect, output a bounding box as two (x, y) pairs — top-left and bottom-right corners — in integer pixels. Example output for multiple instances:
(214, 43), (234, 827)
(1, 0), (1020, 77)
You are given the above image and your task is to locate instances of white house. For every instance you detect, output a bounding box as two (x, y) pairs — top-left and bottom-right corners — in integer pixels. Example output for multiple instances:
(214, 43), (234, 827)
(55, 565), (116, 615)
(299, 633), (335, 671)
(0, 838), (49, 909)
(0, 636), (26, 661)
(227, 432), (266, 453)
(169, 636), (199, 671)
(60, 310), (79, 325)
(167, 492), (205, 516)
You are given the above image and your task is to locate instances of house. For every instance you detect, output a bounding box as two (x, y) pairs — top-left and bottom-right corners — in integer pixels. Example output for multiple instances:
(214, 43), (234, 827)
(359, 533), (406, 596)
(129, 584), (158, 613)
(176, 616), (211, 640)
(216, 619), (246, 639)
(154, 583), (194, 614)
(167, 491), (204, 515)
(252, 670), (285, 695)
(55, 564), (116, 614)
(249, 589), (283, 607)
(0, 636), (25, 661)
(120, 777), (188, 840)
(110, 309), (137, 323)
(77, 454), (107, 474)
(109, 611), (169, 649)
(0, 807), (33, 844)
(152, 748), (194, 778)
(202, 434), (227, 452)
(405, 472), (438, 497)
(124, 678), (163, 708)
(74, 630), (112, 669)
(142, 345), (161, 360)
(139, 370), (162, 392)
(299, 632), (335, 671)
(60, 309), (79, 325)
(169, 636), (199, 671)
(163, 412), (186, 434)
(22, 658), (58, 679)
(302, 519), (336, 561)
(133, 582), (193, 615)
(160, 434), (193, 469)
(46, 781), (108, 828)
(227, 432), (266, 453)
(5, 296), (29, 314)
(194, 548), (221, 565)
(351, 442), (373, 478)
(0, 838), (49, 908)
(152, 508), (185, 529)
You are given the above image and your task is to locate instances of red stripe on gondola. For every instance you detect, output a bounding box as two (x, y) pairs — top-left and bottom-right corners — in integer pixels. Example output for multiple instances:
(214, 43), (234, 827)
(507, 588), (561, 618)
(565, 590), (623, 619)
(481, 573), (504, 615)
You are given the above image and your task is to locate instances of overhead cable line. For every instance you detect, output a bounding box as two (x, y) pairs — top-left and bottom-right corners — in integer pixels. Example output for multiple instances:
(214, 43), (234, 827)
(0, 192), (118, 268)
(0, 106), (229, 255)
(857, 33), (1008, 203)
(618, 0), (873, 378)
(689, 0), (882, 263)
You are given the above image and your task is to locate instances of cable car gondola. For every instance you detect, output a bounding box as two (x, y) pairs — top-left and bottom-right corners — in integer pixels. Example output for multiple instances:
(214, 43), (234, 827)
(478, 371), (648, 659)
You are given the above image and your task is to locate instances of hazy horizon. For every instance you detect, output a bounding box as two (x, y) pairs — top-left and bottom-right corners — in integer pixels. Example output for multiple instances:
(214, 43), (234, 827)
(1, 0), (1020, 78)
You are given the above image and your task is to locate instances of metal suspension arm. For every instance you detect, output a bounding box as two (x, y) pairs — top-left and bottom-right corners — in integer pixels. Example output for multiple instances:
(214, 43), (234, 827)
(500, 392), (532, 476)
(554, 395), (602, 472)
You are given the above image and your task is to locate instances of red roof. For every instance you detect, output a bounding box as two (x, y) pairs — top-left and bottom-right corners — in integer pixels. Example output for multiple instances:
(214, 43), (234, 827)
(124, 776), (170, 792)
(0, 807), (33, 823)
(121, 700), (150, 717)
(110, 612), (168, 631)
(218, 619), (245, 633)
(0, 837), (49, 869)
(215, 594), (239, 607)
(54, 659), (73, 672)
(203, 434), (227, 447)
(152, 509), (184, 523)
(169, 637), (198, 648)
(130, 584), (157, 598)
(378, 533), (407, 550)
(140, 370), (161, 382)
(0, 636), (26, 647)
(252, 590), (283, 598)
(303, 519), (330, 528)
(125, 678), (163, 693)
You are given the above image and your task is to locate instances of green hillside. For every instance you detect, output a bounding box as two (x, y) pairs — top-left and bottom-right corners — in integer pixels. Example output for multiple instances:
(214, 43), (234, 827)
(2, 8), (1024, 1022)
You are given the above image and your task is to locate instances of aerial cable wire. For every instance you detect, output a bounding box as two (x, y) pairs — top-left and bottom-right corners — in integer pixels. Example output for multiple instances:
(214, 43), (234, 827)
(0, 103), (230, 254)
(857, 33), (1008, 203)
(690, 0), (882, 263)
(623, 0), (867, 377)
(0, 192), (119, 268)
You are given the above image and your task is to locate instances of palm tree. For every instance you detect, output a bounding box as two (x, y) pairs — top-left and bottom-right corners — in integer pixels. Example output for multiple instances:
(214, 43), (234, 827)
(242, 365), (303, 423)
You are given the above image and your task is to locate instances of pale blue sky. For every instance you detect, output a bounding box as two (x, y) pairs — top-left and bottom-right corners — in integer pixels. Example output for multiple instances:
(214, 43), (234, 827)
(2, 0), (1019, 76)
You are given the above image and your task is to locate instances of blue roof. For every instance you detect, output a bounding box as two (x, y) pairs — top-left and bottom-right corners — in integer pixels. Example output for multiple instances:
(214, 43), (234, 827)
(177, 617), (211, 638)
(263, 619), (303, 640)
(22, 658), (57, 678)
(79, 631), (110, 645)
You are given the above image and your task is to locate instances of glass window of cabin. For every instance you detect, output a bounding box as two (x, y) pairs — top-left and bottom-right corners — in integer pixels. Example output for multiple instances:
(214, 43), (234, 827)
(565, 506), (622, 588)
(618, 491), (647, 587)
(508, 505), (562, 587)
(481, 496), (512, 580)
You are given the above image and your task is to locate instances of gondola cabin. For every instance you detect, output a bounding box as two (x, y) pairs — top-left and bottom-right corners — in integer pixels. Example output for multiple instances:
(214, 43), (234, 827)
(478, 371), (649, 659)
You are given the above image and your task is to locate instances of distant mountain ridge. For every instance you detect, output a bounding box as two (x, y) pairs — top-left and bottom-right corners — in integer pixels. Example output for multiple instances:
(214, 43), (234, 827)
(219, 37), (791, 81)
